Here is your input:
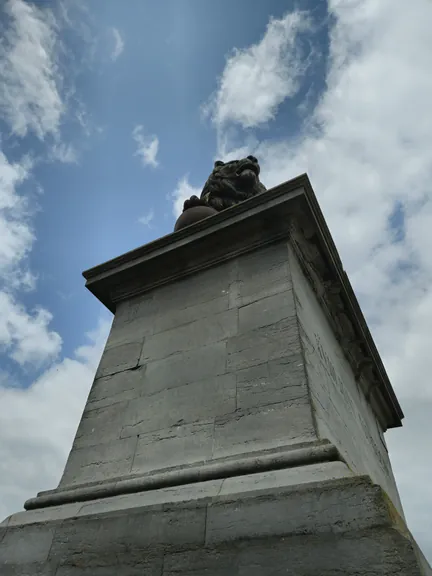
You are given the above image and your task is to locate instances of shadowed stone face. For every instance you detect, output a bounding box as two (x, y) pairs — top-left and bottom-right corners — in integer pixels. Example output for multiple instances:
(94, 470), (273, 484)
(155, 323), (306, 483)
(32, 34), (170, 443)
(183, 156), (267, 213)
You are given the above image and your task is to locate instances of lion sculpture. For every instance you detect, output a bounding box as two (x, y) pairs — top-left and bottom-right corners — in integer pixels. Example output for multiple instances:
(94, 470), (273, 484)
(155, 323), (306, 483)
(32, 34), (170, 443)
(183, 155), (266, 213)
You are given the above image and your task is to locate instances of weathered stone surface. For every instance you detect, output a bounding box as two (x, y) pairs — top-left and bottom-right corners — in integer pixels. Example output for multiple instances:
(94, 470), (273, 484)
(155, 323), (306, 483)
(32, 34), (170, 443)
(73, 400), (131, 449)
(56, 561), (163, 576)
(152, 293), (229, 335)
(163, 529), (422, 576)
(60, 436), (137, 487)
(213, 398), (316, 459)
(238, 289), (295, 333)
(0, 524), (55, 564)
(121, 374), (236, 438)
(86, 366), (145, 411)
(229, 242), (291, 308)
(218, 461), (353, 497)
(132, 420), (214, 474)
(49, 506), (206, 565)
(95, 342), (142, 379)
(153, 260), (236, 313)
(140, 309), (237, 363)
(236, 353), (307, 410)
(227, 316), (301, 371)
(143, 342), (227, 395)
(288, 244), (405, 516)
(205, 477), (391, 546)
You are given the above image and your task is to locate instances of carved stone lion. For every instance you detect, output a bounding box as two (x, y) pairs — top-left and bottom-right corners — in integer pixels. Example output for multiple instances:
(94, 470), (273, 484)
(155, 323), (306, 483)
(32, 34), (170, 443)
(183, 155), (266, 213)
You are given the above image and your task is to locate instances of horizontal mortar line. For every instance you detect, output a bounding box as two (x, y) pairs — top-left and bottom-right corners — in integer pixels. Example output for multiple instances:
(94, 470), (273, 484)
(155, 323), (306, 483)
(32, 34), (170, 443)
(24, 441), (342, 511)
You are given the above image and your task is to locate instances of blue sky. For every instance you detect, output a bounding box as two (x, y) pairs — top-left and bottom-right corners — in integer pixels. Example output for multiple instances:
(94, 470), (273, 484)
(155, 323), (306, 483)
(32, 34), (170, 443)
(1, 0), (432, 562)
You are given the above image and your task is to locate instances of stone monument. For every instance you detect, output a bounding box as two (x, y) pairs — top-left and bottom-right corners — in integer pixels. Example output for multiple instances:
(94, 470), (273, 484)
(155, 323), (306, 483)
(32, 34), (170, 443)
(1, 163), (431, 575)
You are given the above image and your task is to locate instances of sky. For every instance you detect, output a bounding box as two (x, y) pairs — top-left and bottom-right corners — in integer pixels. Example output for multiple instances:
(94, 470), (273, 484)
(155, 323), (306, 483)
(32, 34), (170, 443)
(0, 0), (431, 561)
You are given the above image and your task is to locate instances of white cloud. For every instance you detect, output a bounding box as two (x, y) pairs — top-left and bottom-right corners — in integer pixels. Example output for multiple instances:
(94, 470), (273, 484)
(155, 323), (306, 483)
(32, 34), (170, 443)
(138, 208), (154, 228)
(209, 0), (432, 561)
(0, 292), (62, 367)
(0, 0), (64, 140)
(0, 318), (110, 519)
(171, 176), (202, 218)
(0, 150), (34, 284)
(132, 125), (159, 168)
(205, 11), (311, 130)
(110, 27), (124, 61)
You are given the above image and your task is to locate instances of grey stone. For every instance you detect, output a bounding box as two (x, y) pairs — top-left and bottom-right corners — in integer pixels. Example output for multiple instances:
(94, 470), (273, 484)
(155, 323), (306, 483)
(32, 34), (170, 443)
(238, 289), (295, 333)
(86, 366), (145, 411)
(7, 503), (82, 527)
(152, 293), (229, 335)
(153, 260), (236, 313)
(59, 436), (137, 487)
(112, 293), (157, 329)
(141, 309), (237, 363)
(132, 420), (214, 475)
(0, 562), (58, 576)
(163, 529), (422, 576)
(287, 243), (405, 516)
(218, 461), (353, 497)
(77, 480), (223, 517)
(95, 342), (143, 379)
(236, 353), (307, 410)
(56, 561), (163, 576)
(0, 524), (55, 564)
(229, 241), (291, 308)
(49, 507), (206, 565)
(143, 342), (227, 395)
(121, 374), (236, 438)
(227, 316), (301, 371)
(213, 398), (316, 459)
(205, 477), (390, 546)
(73, 400), (131, 449)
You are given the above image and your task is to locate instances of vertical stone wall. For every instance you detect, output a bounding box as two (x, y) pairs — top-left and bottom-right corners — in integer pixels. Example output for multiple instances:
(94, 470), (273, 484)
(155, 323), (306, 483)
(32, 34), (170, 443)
(288, 243), (404, 516)
(59, 241), (316, 490)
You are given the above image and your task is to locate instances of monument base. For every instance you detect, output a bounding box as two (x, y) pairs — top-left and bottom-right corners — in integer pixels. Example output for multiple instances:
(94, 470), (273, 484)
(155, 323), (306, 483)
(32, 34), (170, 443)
(1, 459), (430, 575)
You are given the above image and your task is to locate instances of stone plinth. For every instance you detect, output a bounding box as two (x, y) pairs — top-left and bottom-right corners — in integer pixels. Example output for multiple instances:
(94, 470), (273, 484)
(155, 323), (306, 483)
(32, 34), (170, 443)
(1, 174), (430, 575)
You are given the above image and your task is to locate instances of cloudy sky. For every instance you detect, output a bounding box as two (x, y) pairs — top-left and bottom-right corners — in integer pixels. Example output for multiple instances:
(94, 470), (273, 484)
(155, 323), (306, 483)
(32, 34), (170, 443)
(0, 0), (431, 561)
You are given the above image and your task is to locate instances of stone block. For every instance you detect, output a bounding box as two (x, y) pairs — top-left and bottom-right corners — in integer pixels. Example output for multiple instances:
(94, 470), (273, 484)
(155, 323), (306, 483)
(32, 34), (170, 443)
(152, 294), (229, 335)
(86, 366), (145, 411)
(76, 480), (223, 517)
(227, 317), (301, 371)
(96, 342), (143, 379)
(6, 503), (82, 527)
(73, 400), (132, 449)
(132, 420), (214, 475)
(238, 289), (295, 333)
(213, 398), (316, 459)
(229, 242), (291, 308)
(205, 477), (390, 546)
(143, 342), (227, 395)
(0, 524), (55, 564)
(141, 309), (238, 363)
(56, 561), (163, 576)
(219, 461), (354, 497)
(121, 374), (236, 438)
(59, 436), (137, 487)
(49, 507), (206, 565)
(164, 529), (421, 576)
(236, 353), (307, 410)
(153, 261), (236, 313)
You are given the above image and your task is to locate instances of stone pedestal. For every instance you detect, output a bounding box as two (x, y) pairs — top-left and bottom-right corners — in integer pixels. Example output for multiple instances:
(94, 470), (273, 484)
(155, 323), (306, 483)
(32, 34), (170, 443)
(1, 174), (430, 575)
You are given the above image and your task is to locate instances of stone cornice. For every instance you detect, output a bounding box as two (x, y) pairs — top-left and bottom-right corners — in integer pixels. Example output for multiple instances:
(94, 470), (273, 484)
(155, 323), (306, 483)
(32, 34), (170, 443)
(83, 174), (403, 429)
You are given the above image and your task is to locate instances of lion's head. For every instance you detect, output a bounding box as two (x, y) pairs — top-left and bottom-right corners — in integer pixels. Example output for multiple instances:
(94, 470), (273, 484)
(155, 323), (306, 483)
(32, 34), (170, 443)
(200, 155), (266, 211)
